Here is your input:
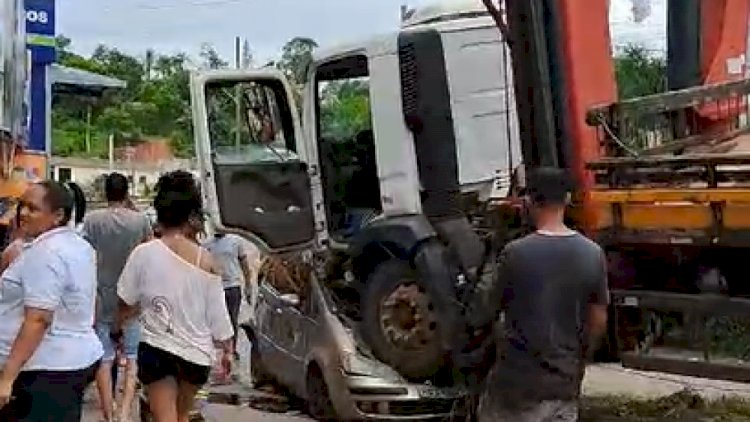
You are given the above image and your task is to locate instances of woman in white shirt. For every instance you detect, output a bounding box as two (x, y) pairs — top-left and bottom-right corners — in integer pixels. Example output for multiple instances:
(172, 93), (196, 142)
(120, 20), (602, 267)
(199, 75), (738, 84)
(112, 170), (233, 422)
(0, 181), (103, 421)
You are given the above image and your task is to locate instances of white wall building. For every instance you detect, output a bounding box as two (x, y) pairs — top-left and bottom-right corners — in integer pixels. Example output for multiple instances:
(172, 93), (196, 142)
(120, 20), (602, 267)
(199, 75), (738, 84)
(49, 156), (197, 198)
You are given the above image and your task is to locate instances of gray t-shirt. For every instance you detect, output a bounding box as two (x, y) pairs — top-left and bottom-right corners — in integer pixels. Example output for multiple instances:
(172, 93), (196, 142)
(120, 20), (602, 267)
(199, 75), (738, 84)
(468, 231), (609, 404)
(82, 208), (151, 323)
(203, 234), (249, 289)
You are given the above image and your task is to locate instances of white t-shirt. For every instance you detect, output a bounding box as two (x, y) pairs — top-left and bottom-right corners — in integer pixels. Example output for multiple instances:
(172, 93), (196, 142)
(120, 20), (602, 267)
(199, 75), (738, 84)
(0, 227), (103, 371)
(117, 240), (234, 367)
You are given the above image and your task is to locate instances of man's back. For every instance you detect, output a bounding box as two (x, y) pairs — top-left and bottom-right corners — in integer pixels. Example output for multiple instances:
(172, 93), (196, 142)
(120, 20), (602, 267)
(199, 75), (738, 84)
(83, 207), (151, 322)
(492, 231), (608, 403)
(203, 234), (246, 289)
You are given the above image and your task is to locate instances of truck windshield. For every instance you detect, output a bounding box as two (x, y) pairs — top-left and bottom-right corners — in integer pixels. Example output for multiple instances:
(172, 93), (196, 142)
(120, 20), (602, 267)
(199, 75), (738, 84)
(204, 79), (299, 164)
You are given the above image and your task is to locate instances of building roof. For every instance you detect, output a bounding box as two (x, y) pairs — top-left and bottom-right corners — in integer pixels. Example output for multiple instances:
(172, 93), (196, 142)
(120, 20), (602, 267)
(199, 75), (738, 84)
(50, 64), (127, 90)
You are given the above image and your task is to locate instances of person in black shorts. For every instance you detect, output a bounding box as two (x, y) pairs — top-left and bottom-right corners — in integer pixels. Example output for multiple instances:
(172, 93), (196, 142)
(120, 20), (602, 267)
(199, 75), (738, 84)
(112, 171), (234, 421)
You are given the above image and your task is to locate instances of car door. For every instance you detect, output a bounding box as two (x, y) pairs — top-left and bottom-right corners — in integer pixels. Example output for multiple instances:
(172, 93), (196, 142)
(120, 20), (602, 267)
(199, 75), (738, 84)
(256, 283), (303, 388)
(189, 68), (326, 252)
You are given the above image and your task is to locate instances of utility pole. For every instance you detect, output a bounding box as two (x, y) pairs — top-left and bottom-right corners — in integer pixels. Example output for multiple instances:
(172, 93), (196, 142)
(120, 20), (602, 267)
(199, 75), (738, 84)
(234, 36), (242, 150)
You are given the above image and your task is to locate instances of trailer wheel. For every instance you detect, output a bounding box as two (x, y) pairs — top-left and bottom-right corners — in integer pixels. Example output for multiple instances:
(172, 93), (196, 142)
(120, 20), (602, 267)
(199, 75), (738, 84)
(360, 256), (446, 380)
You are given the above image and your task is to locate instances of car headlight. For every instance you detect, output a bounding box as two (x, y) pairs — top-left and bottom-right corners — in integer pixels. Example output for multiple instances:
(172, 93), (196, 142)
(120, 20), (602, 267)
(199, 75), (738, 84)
(342, 352), (378, 376)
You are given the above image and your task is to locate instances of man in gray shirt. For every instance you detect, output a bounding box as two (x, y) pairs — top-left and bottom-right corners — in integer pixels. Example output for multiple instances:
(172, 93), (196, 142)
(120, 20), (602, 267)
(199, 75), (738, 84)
(204, 233), (257, 360)
(82, 173), (151, 422)
(466, 167), (609, 422)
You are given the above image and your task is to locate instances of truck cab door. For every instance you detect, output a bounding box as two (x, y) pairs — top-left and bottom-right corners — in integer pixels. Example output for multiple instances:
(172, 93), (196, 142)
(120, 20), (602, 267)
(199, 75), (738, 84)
(190, 69), (323, 252)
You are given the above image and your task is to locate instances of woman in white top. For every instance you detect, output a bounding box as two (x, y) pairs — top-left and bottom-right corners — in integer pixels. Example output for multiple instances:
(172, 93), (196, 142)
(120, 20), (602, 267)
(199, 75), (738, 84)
(112, 170), (233, 422)
(0, 181), (103, 421)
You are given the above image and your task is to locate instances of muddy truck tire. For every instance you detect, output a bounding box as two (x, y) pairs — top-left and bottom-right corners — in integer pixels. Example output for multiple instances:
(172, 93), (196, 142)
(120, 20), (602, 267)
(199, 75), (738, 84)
(360, 241), (459, 380)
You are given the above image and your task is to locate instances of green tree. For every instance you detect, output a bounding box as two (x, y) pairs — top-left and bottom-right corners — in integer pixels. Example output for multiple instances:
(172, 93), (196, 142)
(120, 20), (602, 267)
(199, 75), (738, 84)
(200, 43), (228, 69)
(49, 34), (369, 161)
(277, 37), (318, 86)
(615, 44), (667, 99)
(319, 79), (371, 140)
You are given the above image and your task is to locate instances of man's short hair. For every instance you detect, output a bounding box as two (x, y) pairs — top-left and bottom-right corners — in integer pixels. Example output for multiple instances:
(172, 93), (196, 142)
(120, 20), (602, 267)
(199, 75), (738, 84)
(527, 167), (572, 206)
(105, 172), (129, 202)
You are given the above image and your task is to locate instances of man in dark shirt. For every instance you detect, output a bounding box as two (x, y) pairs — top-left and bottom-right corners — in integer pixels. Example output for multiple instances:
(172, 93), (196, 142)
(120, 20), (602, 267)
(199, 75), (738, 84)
(466, 167), (609, 421)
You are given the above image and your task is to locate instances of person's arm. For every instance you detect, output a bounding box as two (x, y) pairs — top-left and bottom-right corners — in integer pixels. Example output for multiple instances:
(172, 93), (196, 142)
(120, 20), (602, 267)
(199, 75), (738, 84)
(207, 275), (235, 352)
(235, 237), (253, 286)
(465, 246), (515, 329)
(1, 248), (65, 385)
(588, 250), (610, 338)
(0, 241), (21, 274)
(114, 249), (143, 335)
(80, 215), (95, 247)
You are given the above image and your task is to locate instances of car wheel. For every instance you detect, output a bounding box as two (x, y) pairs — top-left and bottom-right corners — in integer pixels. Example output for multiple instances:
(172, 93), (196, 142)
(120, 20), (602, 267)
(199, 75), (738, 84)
(360, 250), (447, 380)
(306, 363), (336, 420)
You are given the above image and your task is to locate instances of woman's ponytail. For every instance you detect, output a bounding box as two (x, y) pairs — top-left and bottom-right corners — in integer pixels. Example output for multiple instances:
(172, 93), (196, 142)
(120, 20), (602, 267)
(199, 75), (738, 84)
(64, 182), (87, 228)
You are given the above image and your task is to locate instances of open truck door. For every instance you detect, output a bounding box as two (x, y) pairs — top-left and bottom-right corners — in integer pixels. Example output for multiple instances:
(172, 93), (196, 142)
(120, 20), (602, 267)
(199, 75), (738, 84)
(190, 69), (321, 252)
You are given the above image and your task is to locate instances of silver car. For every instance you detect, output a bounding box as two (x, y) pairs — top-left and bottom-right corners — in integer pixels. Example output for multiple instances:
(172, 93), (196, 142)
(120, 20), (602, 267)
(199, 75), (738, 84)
(242, 275), (466, 421)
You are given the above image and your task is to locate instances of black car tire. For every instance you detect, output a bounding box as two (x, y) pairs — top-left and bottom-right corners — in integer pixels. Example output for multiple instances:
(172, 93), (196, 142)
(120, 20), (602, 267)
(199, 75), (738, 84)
(306, 363), (337, 420)
(360, 253), (446, 380)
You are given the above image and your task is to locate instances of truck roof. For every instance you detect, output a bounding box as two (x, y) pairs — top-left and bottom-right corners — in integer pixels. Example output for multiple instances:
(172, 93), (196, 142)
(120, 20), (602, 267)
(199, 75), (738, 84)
(401, 0), (489, 28)
(312, 1), (494, 64)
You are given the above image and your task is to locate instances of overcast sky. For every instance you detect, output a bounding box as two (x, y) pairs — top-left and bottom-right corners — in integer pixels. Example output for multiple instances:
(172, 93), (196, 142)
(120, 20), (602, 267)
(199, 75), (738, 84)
(58, 0), (667, 63)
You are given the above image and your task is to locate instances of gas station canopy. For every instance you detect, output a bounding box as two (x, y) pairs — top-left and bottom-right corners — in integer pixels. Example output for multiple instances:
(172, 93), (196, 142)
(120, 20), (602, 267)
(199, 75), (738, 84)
(50, 64), (127, 96)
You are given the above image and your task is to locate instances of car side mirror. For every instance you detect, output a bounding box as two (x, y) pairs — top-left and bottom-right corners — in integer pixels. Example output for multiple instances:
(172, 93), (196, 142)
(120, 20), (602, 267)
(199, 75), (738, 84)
(279, 293), (300, 307)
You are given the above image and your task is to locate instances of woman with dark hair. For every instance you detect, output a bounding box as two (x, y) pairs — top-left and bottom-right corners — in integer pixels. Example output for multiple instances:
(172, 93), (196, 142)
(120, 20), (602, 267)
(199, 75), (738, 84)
(0, 181), (103, 422)
(113, 170), (233, 421)
(64, 181), (87, 230)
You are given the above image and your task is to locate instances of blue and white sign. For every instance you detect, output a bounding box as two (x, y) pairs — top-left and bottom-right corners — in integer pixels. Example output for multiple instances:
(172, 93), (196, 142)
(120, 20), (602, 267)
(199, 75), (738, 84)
(24, 0), (55, 154)
(24, 0), (56, 64)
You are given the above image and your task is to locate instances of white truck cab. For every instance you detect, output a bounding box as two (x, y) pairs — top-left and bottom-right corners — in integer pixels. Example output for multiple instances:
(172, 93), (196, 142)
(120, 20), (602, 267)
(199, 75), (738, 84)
(190, 0), (520, 379)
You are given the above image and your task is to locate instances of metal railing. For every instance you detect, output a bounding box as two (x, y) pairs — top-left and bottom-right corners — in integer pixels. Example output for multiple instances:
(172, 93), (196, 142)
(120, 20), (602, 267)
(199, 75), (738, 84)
(586, 79), (750, 188)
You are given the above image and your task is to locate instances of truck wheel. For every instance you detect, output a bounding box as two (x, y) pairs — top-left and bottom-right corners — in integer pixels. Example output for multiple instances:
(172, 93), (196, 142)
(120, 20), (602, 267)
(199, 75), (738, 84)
(306, 363), (337, 420)
(360, 257), (445, 380)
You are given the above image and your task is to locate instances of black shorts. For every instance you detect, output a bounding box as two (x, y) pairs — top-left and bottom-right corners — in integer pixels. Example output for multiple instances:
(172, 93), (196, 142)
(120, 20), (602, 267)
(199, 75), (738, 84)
(224, 286), (242, 336)
(137, 342), (211, 386)
(0, 361), (99, 422)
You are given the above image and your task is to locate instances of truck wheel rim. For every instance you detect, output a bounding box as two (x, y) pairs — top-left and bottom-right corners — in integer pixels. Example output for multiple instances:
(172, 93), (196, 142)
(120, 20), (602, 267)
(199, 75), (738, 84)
(379, 282), (438, 350)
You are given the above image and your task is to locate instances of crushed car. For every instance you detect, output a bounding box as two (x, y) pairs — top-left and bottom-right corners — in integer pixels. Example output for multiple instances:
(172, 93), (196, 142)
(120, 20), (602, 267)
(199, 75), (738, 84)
(242, 255), (467, 421)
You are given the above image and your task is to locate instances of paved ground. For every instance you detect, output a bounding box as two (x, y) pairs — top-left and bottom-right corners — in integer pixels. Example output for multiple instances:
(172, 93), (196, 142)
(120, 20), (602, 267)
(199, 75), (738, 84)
(82, 288), (750, 420)
(584, 363), (750, 399)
